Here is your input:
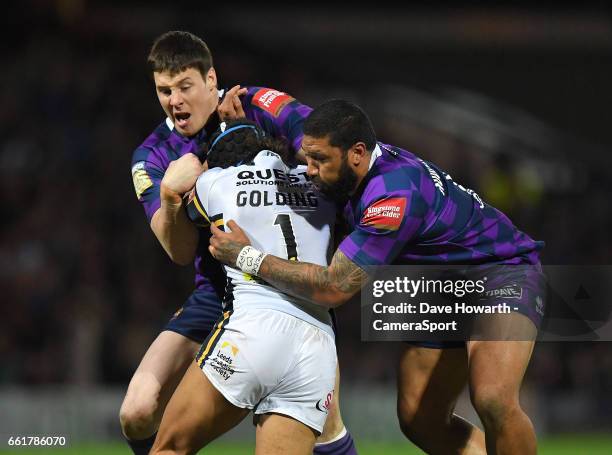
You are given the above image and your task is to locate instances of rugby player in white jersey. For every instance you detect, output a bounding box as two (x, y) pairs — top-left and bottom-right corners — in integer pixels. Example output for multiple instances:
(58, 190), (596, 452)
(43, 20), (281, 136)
(151, 119), (338, 455)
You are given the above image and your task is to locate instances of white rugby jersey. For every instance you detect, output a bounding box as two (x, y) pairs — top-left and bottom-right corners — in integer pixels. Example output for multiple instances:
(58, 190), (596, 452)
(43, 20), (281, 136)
(191, 150), (336, 336)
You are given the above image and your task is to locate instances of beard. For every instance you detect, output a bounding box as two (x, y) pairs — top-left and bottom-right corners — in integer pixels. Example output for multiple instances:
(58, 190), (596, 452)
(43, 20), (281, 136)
(313, 158), (358, 204)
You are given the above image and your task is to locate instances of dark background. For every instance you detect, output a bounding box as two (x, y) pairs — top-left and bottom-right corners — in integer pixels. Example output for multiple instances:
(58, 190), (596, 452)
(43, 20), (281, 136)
(2, 1), (611, 435)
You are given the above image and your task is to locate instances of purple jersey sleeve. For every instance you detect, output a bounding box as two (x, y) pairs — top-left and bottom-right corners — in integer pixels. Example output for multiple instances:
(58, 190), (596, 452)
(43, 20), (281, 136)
(339, 173), (430, 268)
(131, 147), (166, 222)
(131, 121), (204, 223)
(241, 87), (312, 154)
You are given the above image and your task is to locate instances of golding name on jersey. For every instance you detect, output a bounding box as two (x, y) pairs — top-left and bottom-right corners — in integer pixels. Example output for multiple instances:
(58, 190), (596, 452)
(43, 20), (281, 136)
(236, 189), (318, 208)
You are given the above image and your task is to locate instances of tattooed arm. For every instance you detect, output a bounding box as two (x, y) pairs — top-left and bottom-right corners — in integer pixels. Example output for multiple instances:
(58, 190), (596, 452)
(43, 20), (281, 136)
(209, 220), (368, 308)
(257, 249), (367, 307)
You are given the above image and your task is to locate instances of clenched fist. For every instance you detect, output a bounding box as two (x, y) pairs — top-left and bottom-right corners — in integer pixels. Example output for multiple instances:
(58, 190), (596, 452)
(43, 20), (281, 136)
(161, 153), (206, 203)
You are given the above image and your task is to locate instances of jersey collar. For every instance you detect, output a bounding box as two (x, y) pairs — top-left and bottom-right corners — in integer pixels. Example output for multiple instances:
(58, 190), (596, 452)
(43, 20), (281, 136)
(368, 144), (383, 171)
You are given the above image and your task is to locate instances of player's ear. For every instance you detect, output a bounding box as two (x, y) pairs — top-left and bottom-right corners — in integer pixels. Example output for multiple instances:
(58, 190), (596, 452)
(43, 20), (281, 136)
(206, 67), (217, 89)
(349, 142), (367, 166)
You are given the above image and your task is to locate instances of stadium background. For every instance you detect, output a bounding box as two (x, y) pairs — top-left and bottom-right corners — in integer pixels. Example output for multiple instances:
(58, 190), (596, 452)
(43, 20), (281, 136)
(1, 2), (611, 453)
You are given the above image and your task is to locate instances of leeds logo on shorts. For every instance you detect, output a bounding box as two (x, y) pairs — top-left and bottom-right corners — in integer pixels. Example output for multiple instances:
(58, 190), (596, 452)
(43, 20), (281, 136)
(209, 348), (236, 381)
(220, 340), (239, 356)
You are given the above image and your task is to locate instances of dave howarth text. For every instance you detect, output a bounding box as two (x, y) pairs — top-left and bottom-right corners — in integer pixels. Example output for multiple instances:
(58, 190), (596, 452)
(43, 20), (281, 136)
(372, 302), (513, 314)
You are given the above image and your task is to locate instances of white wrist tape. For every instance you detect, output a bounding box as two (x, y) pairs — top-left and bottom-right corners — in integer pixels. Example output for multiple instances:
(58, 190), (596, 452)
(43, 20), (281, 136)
(236, 246), (268, 276)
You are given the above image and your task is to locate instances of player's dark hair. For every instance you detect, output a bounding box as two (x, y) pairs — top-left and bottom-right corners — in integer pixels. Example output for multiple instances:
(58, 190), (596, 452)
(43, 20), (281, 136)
(303, 99), (376, 153)
(206, 119), (289, 169)
(148, 31), (213, 77)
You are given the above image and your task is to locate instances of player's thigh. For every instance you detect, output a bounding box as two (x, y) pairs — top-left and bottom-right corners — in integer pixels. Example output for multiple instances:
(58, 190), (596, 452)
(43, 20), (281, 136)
(397, 344), (469, 423)
(152, 361), (250, 454)
(121, 330), (200, 413)
(318, 363), (344, 442)
(467, 315), (536, 402)
(256, 413), (317, 455)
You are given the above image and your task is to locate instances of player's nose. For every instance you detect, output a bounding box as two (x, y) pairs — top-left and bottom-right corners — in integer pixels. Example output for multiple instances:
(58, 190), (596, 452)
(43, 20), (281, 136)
(169, 90), (183, 107)
(306, 160), (318, 178)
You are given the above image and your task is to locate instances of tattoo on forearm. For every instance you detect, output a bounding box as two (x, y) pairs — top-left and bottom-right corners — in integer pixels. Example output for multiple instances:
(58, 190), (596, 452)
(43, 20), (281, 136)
(259, 251), (367, 303)
(329, 252), (366, 294)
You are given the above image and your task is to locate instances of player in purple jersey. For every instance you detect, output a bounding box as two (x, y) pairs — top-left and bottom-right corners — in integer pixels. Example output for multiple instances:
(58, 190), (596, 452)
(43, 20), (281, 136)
(123, 31), (355, 455)
(209, 100), (546, 455)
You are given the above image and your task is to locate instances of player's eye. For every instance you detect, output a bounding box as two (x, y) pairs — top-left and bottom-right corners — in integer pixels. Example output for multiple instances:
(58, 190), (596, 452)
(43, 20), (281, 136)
(159, 88), (171, 96)
(306, 153), (325, 163)
(180, 85), (192, 92)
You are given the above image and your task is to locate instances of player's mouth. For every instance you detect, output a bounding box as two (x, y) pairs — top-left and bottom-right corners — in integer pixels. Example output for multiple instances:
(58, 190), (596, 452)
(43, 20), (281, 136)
(174, 112), (192, 129)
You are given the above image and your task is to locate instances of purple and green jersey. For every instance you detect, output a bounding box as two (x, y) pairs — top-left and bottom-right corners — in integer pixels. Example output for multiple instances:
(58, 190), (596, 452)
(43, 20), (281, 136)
(131, 86), (312, 294)
(339, 143), (544, 268)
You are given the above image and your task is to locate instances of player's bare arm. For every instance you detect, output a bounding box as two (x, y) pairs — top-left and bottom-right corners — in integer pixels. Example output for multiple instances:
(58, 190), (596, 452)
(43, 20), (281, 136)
(209, 220), (368, 307)
(151, 153), (205, 265)
(257, 250), (366, 307)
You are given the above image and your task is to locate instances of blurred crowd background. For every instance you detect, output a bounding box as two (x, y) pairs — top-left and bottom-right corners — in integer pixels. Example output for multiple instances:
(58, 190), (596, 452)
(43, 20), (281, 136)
(1, 1), (611, 439)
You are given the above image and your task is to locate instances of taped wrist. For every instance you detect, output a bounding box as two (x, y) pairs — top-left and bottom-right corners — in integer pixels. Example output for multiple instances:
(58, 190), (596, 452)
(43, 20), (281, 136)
(236, 246), (267, 276)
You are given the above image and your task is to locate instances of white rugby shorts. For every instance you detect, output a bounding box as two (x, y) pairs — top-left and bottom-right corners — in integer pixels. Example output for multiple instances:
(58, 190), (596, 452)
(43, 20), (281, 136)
(196, 308), (337, 434)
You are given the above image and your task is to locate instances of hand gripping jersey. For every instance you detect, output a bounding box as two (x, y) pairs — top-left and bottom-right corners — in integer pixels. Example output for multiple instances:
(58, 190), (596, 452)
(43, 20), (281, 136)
(339, 143), (544, 267)
(130, 87), (312, 295)
(189, 150), (337, 336)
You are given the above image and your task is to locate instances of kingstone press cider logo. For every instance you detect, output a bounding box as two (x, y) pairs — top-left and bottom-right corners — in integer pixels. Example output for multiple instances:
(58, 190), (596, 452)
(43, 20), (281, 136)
(252, 88), (295, 117)
(361, 197), (407, 231)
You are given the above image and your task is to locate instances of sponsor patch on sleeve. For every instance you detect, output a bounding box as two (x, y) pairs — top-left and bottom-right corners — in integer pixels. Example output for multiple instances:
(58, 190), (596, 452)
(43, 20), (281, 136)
(361, 197), (407, 231)
(131, 161), (153, 199)
(252, 88), (295, 117)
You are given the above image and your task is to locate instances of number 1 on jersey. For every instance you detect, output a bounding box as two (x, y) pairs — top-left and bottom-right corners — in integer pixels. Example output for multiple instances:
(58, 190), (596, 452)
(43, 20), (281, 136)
(274, 214), (298, 261)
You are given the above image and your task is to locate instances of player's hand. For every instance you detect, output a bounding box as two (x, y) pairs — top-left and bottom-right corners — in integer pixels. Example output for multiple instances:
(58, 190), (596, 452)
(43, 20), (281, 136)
(209, 220), (251, 266)
(218, 85), (247, 121)
(161, 153), (206, 203)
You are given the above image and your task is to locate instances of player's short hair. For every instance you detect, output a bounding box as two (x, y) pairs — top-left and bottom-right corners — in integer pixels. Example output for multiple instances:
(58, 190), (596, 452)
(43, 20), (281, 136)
(303, 99), (376, 153)
(206, 119), (289, 169)
(148, 31), (213, 77)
